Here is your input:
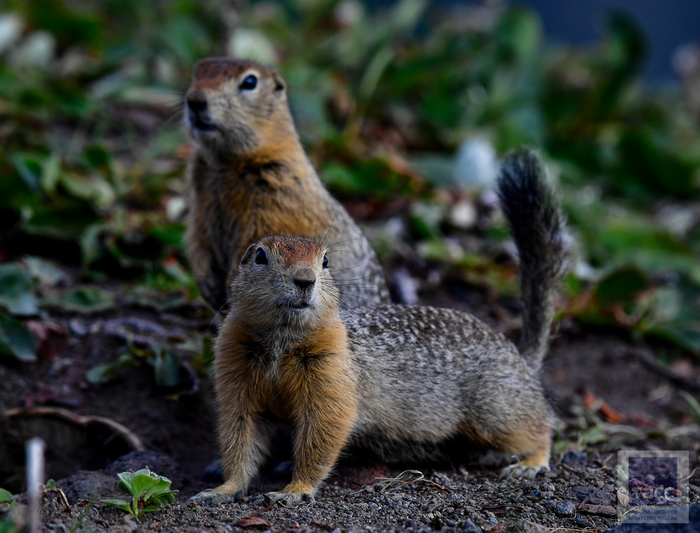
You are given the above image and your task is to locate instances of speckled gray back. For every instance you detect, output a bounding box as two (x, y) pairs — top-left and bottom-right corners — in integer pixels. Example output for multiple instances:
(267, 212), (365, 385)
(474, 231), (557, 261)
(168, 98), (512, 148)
(341, 305), (550, 462)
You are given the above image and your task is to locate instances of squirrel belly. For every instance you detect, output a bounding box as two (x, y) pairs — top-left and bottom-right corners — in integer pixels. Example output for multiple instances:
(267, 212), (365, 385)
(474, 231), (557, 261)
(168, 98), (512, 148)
(183, 57), (389, 313)
(188, 150), (569, 506)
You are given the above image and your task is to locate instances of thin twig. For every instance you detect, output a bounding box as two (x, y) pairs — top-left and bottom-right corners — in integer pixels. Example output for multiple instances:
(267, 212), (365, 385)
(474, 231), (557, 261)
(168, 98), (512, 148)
(239, 504), (273, 519)
(628, 347), (700, 392)
(416, 478), (453, 493)
(5, 407), (146, 451)
(46, 487), (73, 516)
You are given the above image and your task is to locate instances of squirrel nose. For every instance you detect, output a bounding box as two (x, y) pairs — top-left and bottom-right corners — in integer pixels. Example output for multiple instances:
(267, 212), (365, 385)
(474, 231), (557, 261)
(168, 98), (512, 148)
(186, 97), (208, 116)
(293, 276), (315, 291)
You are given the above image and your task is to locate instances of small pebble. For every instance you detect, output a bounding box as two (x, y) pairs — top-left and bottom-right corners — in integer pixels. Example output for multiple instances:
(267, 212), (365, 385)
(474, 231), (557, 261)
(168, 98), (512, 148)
(461, 520), (480, 533)
(445, 519), (457, 527)
(575, 516), (590, 527)
(488, 518), (498, 525)
(562, 451), (588, 469)
(555, 501), (576, 518)
(528, 489), (540, 498)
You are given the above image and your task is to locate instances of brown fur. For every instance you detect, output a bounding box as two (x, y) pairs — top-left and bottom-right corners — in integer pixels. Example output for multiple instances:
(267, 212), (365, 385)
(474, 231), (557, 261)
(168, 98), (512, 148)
(190, 203), (565, 506)
(184, 57), (389, 312)
(188, 153), (569, 506)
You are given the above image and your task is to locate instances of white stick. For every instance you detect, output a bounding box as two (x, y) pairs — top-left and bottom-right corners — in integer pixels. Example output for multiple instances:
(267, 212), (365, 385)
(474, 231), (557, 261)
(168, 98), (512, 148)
(26, 438), (45, 533)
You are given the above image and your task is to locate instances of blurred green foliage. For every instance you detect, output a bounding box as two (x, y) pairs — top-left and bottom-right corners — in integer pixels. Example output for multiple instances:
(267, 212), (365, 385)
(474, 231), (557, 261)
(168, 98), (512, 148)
(0, 0), (699, 358)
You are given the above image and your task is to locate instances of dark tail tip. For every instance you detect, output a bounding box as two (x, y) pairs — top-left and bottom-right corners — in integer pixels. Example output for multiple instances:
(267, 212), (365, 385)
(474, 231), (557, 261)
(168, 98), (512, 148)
(497, 149), (570, 370)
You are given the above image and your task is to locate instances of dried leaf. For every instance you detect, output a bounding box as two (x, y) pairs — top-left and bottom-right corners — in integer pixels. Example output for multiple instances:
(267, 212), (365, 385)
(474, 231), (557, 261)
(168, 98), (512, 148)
(238, 517), (270, 529)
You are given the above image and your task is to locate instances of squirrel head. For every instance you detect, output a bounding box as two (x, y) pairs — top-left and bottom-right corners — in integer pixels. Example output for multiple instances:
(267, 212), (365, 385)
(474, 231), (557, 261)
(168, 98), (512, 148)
(184, 57), (295, 157)
(231, 236), (339, 331)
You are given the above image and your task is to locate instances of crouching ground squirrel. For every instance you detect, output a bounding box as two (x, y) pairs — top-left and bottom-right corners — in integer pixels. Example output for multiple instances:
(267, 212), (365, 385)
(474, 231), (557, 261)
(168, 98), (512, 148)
(184, 57), (389, 312)
(189, 151), (570, 506)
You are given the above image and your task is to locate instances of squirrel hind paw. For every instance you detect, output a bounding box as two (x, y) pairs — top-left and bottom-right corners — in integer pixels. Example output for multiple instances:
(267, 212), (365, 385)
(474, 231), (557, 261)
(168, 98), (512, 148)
(499, 463), (550, 481)
(265, 490), (314, 507)
(188, 487), (245, 506)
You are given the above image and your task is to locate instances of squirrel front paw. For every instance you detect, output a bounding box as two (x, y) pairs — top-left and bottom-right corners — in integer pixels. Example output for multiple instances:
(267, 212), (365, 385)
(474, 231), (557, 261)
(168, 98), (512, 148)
(188, 486), (245, 506)
(265, 490), (314, 507)
(499, 463), (549, 480)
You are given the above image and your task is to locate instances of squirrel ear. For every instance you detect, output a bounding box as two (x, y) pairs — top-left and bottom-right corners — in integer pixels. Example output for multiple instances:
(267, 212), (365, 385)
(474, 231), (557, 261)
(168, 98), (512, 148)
(271, 71), (286, 98)
(240, 244), (257, 265)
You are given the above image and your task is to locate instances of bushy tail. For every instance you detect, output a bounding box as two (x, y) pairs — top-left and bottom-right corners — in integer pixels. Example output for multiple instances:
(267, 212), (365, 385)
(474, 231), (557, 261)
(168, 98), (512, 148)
(497, 150), (570, 371)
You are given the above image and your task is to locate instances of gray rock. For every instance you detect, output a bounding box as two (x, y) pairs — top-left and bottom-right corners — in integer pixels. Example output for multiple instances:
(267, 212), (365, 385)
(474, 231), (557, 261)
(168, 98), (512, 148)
(555, 501), (576, 518)
(56, 470), (120, 503)
(567, 486), (615, 506)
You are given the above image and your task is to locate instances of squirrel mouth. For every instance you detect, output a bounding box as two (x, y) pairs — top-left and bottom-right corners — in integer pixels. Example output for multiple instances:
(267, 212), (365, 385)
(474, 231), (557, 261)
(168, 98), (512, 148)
(289, 302), (310, 310)
(191, 117), (217, 133)
(186, 109), (217, 133)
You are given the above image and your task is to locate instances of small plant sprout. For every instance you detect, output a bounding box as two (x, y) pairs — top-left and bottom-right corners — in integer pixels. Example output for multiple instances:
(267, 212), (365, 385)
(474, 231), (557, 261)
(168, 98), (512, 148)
(0, 488), (15, 507)
(102, 468), (177, 518)
(616, 464), (629, 483)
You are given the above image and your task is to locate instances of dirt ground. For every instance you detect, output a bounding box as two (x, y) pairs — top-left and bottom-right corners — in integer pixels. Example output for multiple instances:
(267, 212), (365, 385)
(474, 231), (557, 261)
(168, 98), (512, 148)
(1, 277), (700, 532)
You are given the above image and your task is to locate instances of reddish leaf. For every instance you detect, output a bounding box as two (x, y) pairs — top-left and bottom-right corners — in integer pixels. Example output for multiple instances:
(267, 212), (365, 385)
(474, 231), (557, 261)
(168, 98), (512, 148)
(238, 517), (270, 529)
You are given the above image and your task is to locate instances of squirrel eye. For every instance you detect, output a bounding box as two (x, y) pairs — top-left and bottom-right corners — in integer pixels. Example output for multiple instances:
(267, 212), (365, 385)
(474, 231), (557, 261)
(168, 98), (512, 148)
(322, 254), (328, 269)
(255, 248), (268, 265)
(240, 74), (258, 91)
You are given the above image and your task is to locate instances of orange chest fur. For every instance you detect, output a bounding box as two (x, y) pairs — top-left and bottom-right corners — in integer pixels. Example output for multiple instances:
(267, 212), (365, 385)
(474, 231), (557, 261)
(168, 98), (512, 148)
(215, 320), (353, 424)
(219, 166), (330, 257)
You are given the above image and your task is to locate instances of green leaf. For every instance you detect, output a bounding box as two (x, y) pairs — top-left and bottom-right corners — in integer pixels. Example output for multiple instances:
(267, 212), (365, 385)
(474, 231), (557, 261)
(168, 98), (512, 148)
(42, 288), (114, 313)
(101, 498), (130, 507)
(0, 314), (37, 362)
(41, 154), (61, 194)
(358, 45), (394, 102)
(80, 223), (110, 267)
(641, 278), (700, 354)
(60, 172), (115, 207)
(605, 11), (647, 79)
(153, 350), (181, 388)
(679, 391), (700, 422)
(0, 264), (38, 316)
(582, 425), (609, 445)
(0, 488), (14, 503)
(158, 492), (176, 504)
(83, 144), (111, 169)
(592, 267), (648, 308)
(9, 154), (41, 191)
(24, 257), (65, 287)
(390, 0), (428, 32)
(116, 471), (135, 492)
(129, 473), (154, 500)
(85, 354), (136, 385)
(495, 6), (542, 63)
(45, 479), (56, 489)
(143, 477), (172, 501)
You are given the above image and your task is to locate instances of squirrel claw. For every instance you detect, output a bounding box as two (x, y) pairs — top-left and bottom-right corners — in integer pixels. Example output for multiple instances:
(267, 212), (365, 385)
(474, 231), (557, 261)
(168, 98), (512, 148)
(188, 488), (244, 506)
(499, 463), (548, 480)
(265, 491), (313, 507)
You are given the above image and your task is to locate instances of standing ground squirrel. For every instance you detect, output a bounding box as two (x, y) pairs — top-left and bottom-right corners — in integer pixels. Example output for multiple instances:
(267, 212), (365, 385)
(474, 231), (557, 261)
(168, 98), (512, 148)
(184, 57), (389, 312)
(189, 150), (570, 506)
